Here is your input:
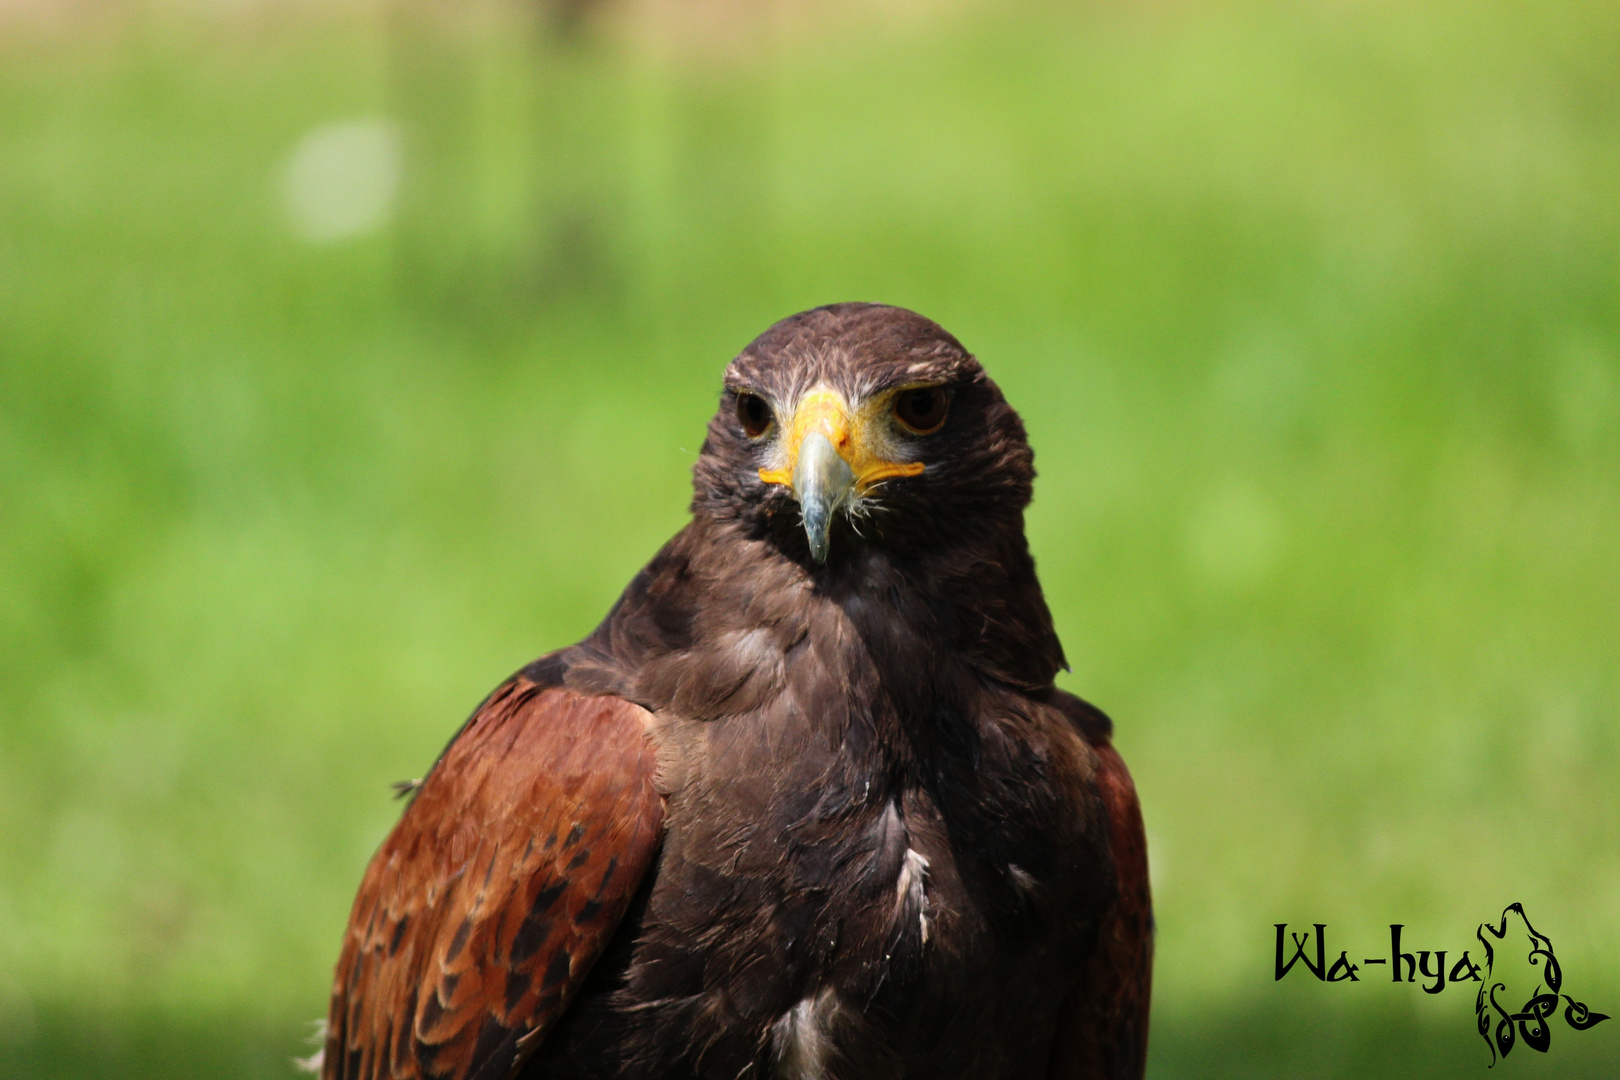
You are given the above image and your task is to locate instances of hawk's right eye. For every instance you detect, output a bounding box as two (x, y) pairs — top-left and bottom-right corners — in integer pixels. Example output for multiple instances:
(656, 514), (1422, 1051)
(736, 393), (773, 438)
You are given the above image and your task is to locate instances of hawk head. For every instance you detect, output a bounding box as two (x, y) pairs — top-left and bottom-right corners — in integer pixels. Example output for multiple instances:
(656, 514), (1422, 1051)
(693, 303), (1038, 567)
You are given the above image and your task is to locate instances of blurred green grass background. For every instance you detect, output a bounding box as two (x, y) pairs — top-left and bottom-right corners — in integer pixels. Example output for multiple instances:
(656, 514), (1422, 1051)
(2, 0), (1617, 1075)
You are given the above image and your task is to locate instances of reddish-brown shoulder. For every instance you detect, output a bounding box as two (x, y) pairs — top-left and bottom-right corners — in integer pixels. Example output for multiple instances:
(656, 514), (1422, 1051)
(321, 681), (664, 1080)
(1047, 695), (1154, 1080)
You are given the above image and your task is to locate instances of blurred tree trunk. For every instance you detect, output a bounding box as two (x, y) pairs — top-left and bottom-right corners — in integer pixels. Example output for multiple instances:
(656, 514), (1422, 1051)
(387, 0), (627, 341)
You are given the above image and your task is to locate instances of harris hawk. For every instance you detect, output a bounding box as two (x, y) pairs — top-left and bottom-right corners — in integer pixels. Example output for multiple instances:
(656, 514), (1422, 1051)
(316, 304), (1152, 1080)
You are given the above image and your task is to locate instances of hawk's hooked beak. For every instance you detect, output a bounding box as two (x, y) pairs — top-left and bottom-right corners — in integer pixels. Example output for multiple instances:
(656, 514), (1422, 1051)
(758, 389), (923, 563)
(790, 430), (854, 564)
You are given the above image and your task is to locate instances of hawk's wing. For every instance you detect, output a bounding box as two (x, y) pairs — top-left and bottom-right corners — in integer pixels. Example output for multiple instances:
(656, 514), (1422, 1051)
(1046, 691), (1154, 1080)
(321, 678), (664, 1080)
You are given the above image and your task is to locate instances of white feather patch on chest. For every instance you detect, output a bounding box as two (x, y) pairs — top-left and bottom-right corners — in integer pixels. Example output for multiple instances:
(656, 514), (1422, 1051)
(771, 988), (840, 1079)
(895, 846), (931, 944)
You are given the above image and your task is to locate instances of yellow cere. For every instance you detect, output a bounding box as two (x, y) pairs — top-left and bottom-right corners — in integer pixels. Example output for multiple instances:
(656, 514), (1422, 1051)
(757, 387), (926, 493)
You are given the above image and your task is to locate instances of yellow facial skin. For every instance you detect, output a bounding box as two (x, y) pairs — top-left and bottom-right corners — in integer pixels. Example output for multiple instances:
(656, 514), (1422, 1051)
(756, 387), (926, 494)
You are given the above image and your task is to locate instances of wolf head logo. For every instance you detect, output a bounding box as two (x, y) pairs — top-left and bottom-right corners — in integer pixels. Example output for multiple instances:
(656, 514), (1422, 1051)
(1475, 903), (1608, 1066)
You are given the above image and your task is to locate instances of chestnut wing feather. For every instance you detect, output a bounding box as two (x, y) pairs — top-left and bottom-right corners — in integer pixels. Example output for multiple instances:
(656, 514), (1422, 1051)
(1047, 693), (1154, 1080)
(322, 681), (665, 1080)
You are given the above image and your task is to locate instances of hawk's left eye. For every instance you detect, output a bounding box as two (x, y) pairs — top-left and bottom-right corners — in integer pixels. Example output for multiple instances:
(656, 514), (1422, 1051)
(893, 386), (950, 434)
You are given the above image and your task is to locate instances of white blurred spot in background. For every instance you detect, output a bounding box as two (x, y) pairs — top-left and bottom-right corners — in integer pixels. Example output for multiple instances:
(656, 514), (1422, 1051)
(280, 118), (403, 243)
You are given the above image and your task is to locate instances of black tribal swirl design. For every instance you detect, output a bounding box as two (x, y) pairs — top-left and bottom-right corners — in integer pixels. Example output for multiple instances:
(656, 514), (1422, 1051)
(1474, 903), (1608, 1066)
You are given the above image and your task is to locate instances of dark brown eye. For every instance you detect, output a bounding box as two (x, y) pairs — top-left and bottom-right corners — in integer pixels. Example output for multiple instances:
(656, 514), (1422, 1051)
(892, 386), (949, 434)
(736, 392), (773, 438)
